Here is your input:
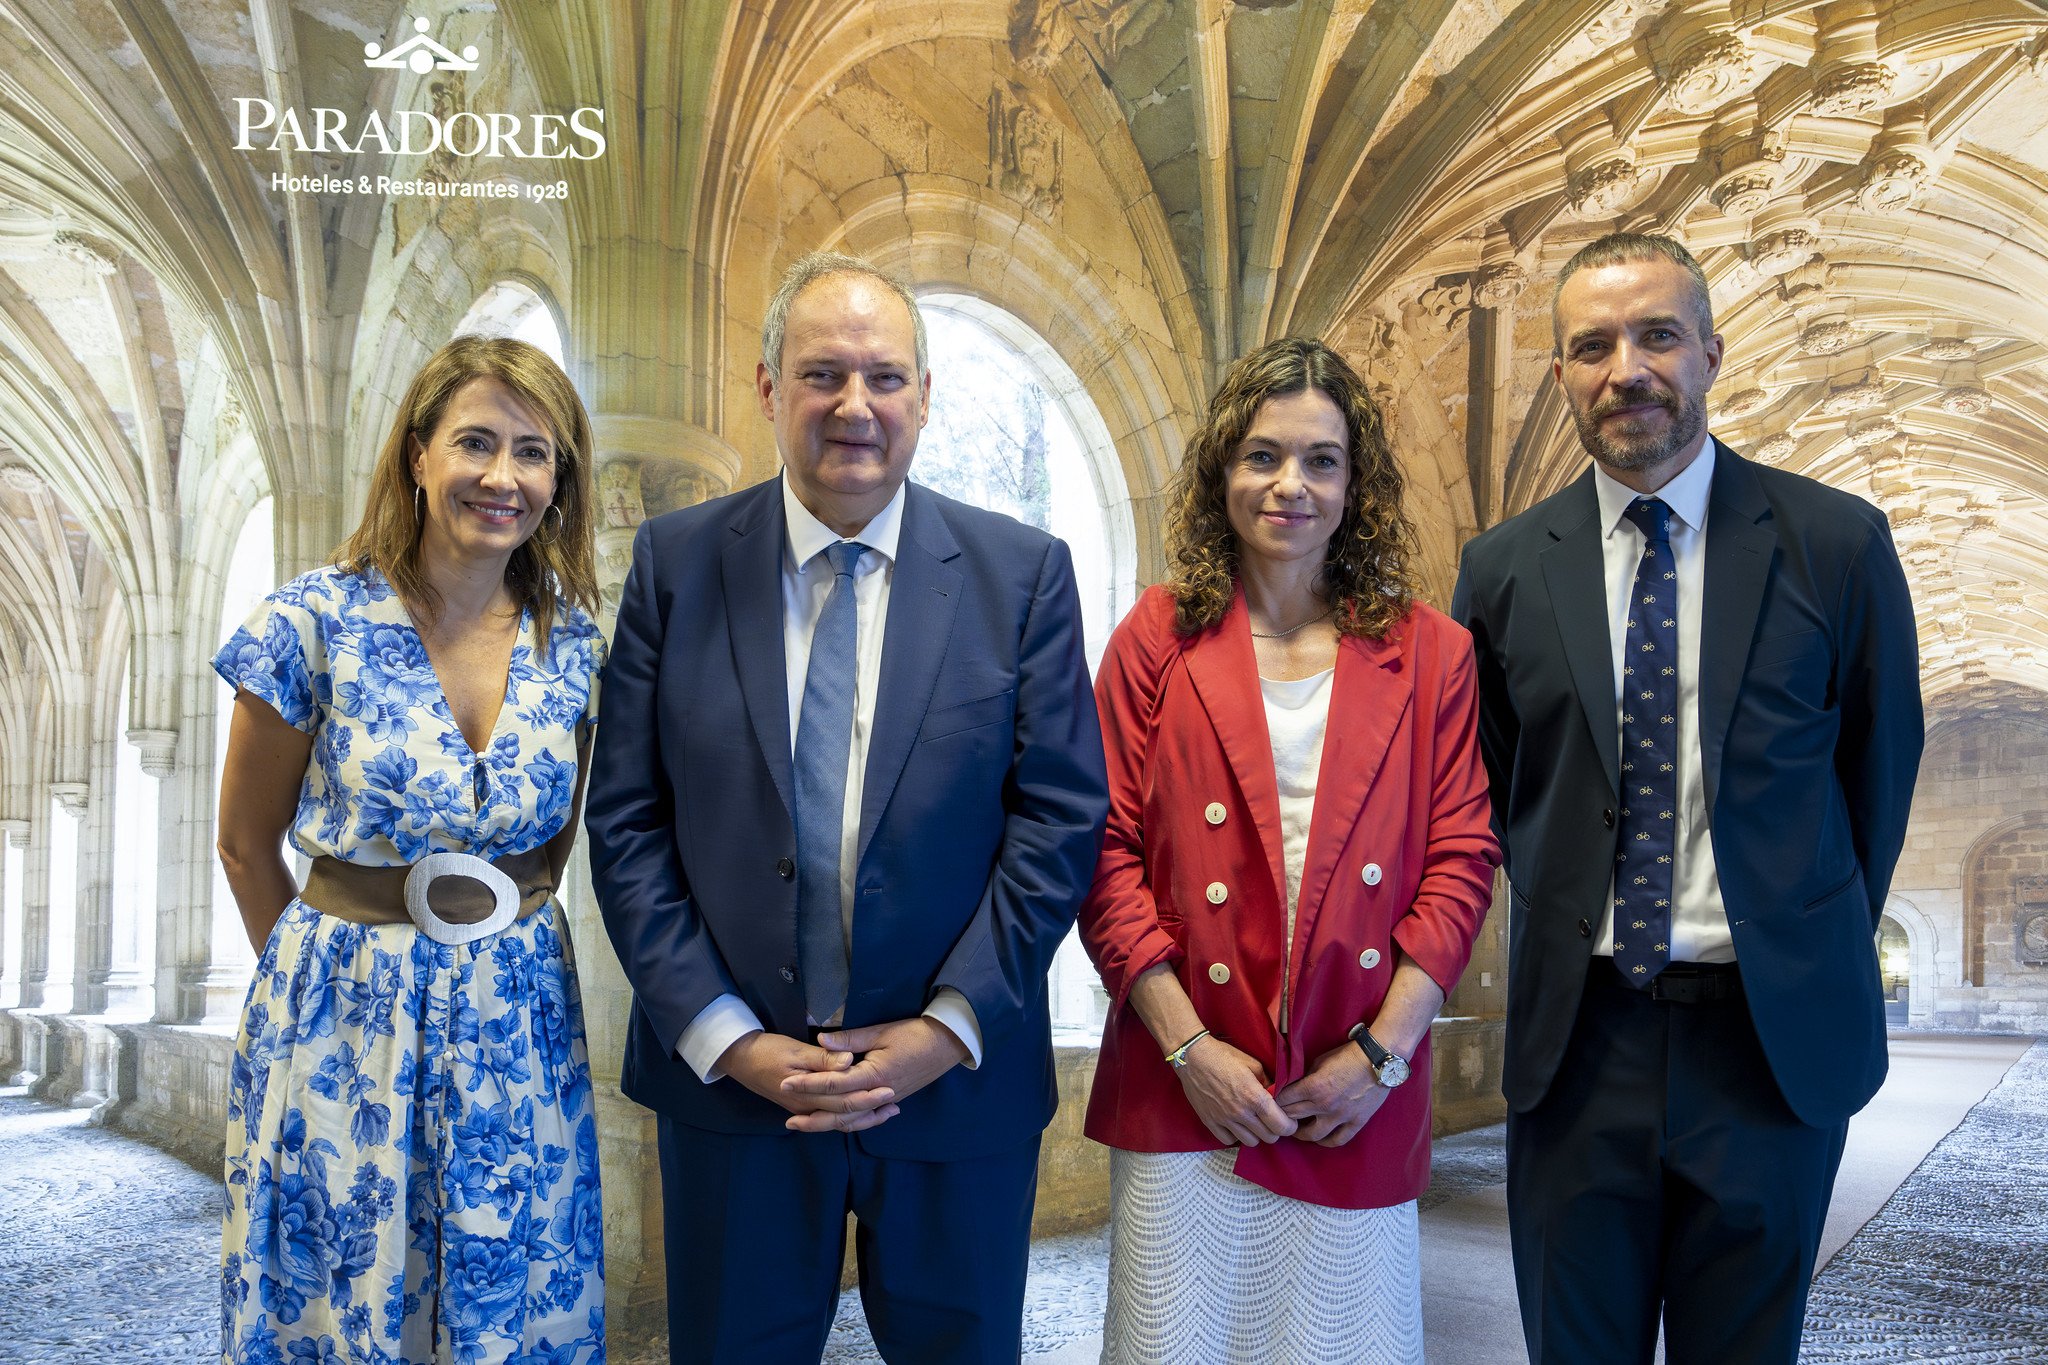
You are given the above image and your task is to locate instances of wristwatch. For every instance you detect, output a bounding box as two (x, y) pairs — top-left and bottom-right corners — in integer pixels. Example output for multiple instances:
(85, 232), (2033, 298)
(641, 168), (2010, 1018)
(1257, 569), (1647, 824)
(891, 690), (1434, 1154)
(1348, 1022), (1410, 1089)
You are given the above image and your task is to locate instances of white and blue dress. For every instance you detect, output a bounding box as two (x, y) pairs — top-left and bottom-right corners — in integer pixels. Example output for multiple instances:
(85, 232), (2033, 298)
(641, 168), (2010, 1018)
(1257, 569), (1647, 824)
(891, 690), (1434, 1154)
(213, 563), (608, 1365)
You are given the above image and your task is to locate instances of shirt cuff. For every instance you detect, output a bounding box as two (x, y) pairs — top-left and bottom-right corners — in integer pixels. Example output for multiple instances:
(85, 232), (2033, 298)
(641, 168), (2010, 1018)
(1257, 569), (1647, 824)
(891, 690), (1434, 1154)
(676, 993), (765, 1082)
(923, 988), (983, 1070)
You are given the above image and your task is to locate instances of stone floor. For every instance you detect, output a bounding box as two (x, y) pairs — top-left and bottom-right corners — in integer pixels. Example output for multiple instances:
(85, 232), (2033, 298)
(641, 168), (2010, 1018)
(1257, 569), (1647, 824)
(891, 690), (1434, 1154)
(2, 1035), (2043, 1363)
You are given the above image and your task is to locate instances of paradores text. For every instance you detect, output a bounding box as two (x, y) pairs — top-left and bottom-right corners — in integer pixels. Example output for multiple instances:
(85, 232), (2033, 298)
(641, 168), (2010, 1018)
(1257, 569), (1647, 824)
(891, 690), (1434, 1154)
(233, 99), (606, 160)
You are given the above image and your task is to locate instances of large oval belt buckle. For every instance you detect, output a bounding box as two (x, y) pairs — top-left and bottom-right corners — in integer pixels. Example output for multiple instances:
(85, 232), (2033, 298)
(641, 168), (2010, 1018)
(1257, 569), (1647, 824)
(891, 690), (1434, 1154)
(405, 852), (521, 946)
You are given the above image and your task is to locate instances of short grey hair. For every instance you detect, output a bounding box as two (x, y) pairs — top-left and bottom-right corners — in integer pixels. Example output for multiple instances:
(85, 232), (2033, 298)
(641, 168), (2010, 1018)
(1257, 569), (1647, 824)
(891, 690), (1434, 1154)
(760, 250), (928, 381)
(1551, 232), (1714, 353)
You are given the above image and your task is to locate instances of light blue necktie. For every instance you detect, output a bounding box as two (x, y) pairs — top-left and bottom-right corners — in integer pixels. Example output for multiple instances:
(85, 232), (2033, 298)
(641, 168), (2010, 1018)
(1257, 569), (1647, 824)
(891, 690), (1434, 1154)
(1613, 497), (1677, 988)
(794, 540), (865, 1023)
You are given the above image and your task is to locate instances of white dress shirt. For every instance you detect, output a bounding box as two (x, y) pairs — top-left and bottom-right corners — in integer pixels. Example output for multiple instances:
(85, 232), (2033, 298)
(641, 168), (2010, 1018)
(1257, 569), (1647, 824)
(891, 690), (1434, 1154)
(1591, 433), (1734, 965)
(675, 477), (984, 1081)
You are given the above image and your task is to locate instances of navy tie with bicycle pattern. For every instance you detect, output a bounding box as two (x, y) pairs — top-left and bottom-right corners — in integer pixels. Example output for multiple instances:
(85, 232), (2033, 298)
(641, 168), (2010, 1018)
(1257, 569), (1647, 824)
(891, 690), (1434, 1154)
(1613, 496), (1676, 988)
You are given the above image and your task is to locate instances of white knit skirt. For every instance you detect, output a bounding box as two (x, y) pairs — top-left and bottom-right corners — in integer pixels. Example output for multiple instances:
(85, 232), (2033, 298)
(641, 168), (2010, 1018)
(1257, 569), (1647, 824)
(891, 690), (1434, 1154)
(1100, 1147), (1425, 1365)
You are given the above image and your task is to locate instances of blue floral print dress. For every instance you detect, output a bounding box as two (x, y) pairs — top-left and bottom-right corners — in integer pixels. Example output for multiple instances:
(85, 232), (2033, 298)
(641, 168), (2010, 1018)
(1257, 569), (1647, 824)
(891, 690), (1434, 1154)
(214, 564), (607, 1365)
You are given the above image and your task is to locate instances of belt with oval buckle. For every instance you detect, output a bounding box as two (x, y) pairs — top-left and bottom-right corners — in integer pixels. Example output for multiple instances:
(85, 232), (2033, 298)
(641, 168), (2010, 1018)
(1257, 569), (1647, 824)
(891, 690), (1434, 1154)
(302, 846), (556, 944)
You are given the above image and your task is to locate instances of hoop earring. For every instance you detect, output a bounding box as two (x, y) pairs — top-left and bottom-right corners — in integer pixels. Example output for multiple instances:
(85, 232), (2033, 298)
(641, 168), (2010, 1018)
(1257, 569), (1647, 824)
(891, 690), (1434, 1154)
(535, 503), (564, 546)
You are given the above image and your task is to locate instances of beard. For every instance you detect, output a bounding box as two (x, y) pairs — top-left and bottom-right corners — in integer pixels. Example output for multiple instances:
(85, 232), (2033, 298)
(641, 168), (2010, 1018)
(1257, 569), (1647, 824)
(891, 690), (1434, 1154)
(1570, 383), (1708, 473)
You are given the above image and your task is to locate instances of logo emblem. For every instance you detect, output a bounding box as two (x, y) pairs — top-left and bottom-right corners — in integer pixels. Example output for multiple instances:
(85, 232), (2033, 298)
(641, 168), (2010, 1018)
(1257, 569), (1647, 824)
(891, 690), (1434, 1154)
(365, 17), (478, 74)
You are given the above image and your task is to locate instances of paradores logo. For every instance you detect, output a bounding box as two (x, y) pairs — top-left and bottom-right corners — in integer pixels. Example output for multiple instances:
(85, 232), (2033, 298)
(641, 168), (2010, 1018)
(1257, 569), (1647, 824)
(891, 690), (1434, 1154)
(232, 15), (606, 174)
(366, 17), (479, 74)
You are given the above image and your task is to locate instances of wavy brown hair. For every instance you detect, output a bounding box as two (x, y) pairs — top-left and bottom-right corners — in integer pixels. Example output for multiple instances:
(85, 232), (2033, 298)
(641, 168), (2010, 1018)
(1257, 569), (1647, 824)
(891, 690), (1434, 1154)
(1163, 337), (1416, 640)
(336, 334), (598, 653)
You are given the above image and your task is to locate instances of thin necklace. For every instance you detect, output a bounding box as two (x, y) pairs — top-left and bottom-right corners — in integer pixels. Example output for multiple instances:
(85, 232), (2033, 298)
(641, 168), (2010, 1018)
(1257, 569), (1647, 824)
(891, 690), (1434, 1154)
(1250, 607), (1334, 639)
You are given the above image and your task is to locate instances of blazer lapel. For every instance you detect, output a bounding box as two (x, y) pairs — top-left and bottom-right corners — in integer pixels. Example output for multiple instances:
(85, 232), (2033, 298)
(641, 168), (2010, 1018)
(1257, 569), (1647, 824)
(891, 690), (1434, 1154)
(858, 484), (962, 865)
(1698, 442), (1776, 813)
(1291, 627), (1410, 977)
(1539, 471), (1620, 795)
(1183, 591), (1288, 916)
(721, 487), (795, 820)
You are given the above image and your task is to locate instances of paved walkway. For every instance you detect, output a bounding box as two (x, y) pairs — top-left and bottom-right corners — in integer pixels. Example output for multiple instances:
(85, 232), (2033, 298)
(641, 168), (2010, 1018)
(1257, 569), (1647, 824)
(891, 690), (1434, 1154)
(0, 1033), (2039, 1363)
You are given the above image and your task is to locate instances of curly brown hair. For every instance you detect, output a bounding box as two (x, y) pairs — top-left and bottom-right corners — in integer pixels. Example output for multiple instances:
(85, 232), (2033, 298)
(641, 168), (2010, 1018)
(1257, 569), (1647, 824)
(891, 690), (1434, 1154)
(335, 334), (599, 654)
(1163, 337), (1416, 639)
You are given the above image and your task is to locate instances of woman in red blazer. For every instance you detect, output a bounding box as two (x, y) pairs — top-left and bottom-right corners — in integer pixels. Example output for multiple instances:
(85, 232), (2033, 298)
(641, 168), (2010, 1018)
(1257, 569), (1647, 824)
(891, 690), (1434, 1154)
(1081, 338), (1500, 1363)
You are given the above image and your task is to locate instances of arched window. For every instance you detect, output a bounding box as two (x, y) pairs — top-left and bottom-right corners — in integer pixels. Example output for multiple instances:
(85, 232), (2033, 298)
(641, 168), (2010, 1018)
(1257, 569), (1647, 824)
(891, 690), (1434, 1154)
(913, 298), (1136, 1037)
(211, 497), (277, 978)
(454, 280), (565, 364)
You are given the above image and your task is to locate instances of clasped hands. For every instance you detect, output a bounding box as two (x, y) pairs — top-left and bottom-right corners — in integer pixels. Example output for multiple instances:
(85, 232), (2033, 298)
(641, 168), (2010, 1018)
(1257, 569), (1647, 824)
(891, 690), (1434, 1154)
(716, 1016), (970, 1133)
(1177, 1034), (1391, 1149)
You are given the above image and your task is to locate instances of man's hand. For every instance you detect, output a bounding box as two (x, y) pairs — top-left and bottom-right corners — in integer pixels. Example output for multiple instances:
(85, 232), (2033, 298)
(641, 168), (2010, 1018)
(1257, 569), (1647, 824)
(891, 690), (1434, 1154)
(778, 1016), (970, 1131)
(1274, 1041), (1391, 1148)
(1172, 1035), (1297, 1147)
(716, 1031), (901, 1131)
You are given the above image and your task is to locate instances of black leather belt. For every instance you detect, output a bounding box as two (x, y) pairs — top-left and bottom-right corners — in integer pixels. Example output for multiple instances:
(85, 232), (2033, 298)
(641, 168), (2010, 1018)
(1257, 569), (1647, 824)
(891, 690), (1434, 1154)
(1607, 958), (1743, 1004)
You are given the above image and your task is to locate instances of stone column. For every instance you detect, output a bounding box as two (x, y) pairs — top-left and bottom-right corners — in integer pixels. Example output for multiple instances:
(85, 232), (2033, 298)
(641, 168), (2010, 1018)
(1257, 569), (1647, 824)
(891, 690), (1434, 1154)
(72, 734), (117, 1017)
(569, 417), (740, 1339)
(101, 729), (175, 1019)
(38, 781), (88, 1016)
(0, 818), (26, 1008)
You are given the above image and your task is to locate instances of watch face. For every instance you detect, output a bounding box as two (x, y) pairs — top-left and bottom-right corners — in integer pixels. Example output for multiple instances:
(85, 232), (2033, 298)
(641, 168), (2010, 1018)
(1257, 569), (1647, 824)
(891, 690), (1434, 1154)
(1378, 1054), (1410, 1088)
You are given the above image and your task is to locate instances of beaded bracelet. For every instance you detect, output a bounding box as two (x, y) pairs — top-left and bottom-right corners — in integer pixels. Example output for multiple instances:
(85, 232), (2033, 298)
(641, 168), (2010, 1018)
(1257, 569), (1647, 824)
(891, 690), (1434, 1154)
(1164, 1028), (1210, 1069)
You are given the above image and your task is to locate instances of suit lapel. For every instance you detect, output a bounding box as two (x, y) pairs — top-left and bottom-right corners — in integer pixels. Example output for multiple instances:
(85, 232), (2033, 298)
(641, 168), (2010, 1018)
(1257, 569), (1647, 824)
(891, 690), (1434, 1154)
(1291, 627), (1410, 975)
(1539, 471), (1620, 795)
(1184, 591), (1288, 915)
(858, 484), (962, 865)
(1698, 442), (1775, 813)
(721, 486), (795, 820)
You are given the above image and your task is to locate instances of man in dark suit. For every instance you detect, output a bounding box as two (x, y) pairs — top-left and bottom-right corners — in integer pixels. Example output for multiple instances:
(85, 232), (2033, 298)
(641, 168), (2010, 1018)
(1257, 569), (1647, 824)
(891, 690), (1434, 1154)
(1451, 232), (1923, 1364)
(585, 250), (1109, 1364)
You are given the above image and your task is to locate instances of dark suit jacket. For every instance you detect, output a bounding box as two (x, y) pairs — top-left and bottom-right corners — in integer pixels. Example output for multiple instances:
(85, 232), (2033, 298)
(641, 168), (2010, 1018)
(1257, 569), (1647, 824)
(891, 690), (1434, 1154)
(585, 477), (1109, 1160)
(1451, 441), (1922, 1127)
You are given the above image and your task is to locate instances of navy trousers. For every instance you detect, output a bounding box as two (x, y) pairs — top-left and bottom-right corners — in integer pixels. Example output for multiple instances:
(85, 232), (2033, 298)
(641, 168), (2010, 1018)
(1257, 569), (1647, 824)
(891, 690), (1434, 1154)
(656, 1116), (1041, 1365)
(1507, 961), (1850, 1365)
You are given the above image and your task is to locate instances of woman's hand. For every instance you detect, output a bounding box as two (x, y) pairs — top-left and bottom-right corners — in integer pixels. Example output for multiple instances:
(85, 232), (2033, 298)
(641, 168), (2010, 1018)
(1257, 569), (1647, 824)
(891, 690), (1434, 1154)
(1174, 1034), (1298, 1146)
(1126, 963), (1295, 1146)
(1274, 1041), (1391, 1147)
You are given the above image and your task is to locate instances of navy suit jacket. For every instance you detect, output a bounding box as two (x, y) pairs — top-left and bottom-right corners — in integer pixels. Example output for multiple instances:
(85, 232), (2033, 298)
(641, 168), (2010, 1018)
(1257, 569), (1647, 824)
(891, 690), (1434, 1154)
(585, 476), (1109, 1160)
(1452, 442), (1923, 1127)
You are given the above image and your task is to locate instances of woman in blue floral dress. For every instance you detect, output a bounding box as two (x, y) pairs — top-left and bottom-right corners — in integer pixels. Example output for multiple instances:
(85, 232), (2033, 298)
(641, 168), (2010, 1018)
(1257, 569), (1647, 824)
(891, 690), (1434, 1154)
(214, 336), (608, 1364)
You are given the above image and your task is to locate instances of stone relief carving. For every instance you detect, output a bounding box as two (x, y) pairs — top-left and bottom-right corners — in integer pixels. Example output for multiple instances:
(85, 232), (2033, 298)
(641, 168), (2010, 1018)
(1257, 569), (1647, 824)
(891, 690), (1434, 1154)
(1747, 226), (1820, 275)
(1472, 261), (1528, 310)
(989, 85), (1064, 217)
(1752, 434), (1797, 465)
(1821, 375), (1888, 415)
(1921, 337), (1978, 361)
(1813, 62), (1894, 117)
(1716, 386), (1771, 419)
(50, 782), (88, 819)
(1707, 125), (1786, 217)
(1664, 33), (1759, 115)
(1844, 413), (1901, 448)
(1798, 319), (1858, 356)
(1010, 0), (1167, 74)
(0, 463), (43, 493)
(1417, 279), (1474, 330)
(598, 457), (648, 530)
(1937, 384), (1995, 417)
(1858, 149), (1932, 214)
(1567, 156), (1648, 219)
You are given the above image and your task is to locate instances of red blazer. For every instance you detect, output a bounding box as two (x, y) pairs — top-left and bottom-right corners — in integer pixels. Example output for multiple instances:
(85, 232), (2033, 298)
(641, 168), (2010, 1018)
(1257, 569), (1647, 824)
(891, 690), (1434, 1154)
(1080, 585), (1500, 1208)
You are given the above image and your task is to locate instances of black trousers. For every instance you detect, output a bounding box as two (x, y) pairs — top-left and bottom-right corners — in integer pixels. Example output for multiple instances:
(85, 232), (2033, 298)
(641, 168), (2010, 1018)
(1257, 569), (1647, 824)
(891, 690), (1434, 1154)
(657, 1116), (1041, 1365)
(1507, 961), (1850, 1365)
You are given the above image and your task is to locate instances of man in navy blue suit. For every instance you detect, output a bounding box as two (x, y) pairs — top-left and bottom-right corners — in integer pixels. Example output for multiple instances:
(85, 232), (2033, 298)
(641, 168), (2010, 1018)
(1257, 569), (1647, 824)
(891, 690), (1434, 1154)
(1453, 233), (1922, 1364)
(585, 251), (1109, 1364)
